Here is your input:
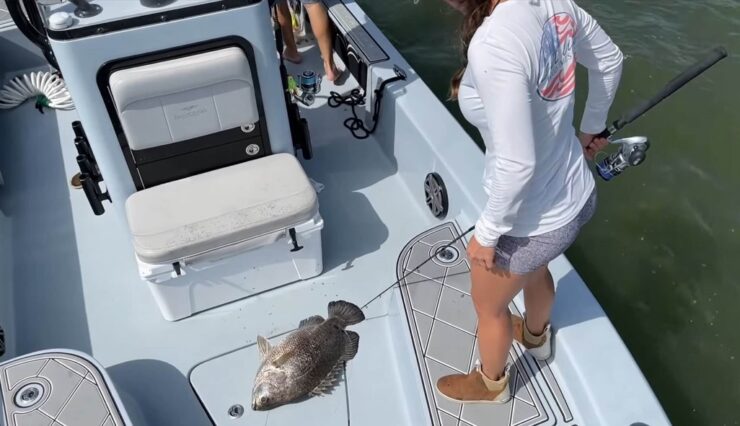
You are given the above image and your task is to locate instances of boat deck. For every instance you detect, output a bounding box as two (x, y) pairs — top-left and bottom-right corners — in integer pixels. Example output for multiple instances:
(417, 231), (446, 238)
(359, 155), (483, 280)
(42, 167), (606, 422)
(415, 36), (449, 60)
(0, 38), (437, 425)
(0, 4), (669, 424)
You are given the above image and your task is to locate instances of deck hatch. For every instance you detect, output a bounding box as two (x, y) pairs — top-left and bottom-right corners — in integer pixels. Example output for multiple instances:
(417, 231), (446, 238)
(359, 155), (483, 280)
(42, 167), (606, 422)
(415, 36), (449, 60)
(0, 352), (127, 426)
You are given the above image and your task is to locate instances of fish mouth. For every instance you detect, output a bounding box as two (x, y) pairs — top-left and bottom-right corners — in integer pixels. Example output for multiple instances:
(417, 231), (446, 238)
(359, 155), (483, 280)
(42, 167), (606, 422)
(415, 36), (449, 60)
(252, 399), (268, 411)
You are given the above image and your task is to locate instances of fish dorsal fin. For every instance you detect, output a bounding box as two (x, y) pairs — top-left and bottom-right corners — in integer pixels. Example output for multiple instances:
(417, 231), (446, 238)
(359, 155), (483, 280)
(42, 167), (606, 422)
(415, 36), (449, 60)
(257, 335), (271, 360)
(310, 363), (345, 396)
(299, 315), (325, 328)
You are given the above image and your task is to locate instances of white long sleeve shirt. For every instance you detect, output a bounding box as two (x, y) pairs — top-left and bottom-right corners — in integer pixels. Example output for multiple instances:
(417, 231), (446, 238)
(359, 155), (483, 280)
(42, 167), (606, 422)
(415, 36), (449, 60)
(458, 0), (623, 247)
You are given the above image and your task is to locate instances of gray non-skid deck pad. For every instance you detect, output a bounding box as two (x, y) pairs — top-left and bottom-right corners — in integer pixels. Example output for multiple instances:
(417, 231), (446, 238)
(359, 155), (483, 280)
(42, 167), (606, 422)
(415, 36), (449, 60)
(323, 0), (388, 64)
(397, 223), (576, 426)
(0, 352), (125, 426)
(0, 0), (10, 28)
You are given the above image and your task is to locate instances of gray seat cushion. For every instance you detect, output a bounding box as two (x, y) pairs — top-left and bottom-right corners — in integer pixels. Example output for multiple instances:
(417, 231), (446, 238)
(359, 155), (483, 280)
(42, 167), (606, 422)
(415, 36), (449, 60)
(125, 154), (318, 264)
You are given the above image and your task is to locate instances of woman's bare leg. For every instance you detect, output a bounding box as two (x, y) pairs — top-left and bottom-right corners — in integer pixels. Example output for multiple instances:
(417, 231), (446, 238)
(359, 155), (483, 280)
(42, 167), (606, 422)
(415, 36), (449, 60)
(276, 1), (301, 63)
(471, 264), (527, 380)
(303, 2), (338, 81)
(523, 265), (554, 335)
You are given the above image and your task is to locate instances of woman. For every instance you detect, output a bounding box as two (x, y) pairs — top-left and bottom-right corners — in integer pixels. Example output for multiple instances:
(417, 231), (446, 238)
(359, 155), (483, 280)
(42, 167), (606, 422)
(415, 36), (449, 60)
(436, 0), (623, 403)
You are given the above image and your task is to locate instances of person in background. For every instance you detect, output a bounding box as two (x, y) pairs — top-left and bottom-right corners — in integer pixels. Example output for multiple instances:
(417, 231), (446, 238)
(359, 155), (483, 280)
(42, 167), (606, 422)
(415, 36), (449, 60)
(436, 0), (623, 403)
(274, 0), (341, 82)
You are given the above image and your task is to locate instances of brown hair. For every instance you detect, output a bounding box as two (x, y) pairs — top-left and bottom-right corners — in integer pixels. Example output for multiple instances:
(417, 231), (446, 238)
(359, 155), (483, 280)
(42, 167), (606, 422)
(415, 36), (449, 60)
(449, 0), (504, 100)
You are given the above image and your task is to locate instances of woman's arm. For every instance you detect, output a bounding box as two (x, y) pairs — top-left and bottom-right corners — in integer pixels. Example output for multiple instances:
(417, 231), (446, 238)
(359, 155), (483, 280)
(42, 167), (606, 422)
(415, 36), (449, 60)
(573, 3), (624, 135)
(468, 39), (536, 252)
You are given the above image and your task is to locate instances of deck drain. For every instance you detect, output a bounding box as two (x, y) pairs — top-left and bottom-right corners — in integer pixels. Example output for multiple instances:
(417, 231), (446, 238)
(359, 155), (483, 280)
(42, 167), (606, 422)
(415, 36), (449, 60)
(434, 245), (460, 265)
(15, 383), (44, 408)
(228, 404), (244, 419)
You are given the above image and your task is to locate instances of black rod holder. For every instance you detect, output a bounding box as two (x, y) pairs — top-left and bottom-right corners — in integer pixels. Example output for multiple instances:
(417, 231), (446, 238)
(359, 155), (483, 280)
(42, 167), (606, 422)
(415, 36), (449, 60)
(75, 150), (101, 181)
(74, 137), (91, 159)
(80, 173), (105, 216)
(76, 155), (95, 177)
(72, 121), (86, 139)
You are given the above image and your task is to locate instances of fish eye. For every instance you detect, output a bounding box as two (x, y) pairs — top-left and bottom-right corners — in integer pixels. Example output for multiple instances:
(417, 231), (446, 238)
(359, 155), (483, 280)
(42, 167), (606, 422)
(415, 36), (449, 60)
(260, 396), (269, 405)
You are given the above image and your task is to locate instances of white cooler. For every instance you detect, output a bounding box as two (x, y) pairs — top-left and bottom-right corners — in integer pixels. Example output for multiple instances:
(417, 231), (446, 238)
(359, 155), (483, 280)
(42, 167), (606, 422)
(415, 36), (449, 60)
(125, 154), (324, 321)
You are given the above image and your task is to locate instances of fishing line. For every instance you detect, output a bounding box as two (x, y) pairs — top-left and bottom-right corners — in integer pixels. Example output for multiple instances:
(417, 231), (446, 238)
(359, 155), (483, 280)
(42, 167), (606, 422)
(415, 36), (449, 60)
(360, 225), (475, 310)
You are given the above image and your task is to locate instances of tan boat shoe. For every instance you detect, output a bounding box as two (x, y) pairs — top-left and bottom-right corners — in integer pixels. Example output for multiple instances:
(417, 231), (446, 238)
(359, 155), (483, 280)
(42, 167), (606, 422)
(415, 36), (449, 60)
(512, 314), (552, 361)
(436, 363), (511, 404)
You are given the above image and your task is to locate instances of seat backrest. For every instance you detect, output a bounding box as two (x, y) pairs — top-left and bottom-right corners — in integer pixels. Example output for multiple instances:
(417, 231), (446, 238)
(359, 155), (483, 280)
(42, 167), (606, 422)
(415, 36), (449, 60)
(103, 43), (272, 189)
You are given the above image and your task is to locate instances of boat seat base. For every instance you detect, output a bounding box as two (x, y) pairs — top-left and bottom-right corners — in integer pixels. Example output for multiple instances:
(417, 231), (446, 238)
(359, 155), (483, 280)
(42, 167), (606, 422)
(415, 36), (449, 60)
(124, 153), (324, 321)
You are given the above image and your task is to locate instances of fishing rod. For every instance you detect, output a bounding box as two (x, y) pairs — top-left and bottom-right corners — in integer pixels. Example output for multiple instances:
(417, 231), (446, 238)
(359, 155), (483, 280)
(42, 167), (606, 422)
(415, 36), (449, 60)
(594, 46), (728, 181)
(361, 46), (729, 310)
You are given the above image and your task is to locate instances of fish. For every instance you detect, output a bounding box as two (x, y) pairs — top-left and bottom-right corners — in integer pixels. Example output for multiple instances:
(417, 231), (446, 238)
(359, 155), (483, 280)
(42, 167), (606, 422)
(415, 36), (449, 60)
(251, 300), (365, 411)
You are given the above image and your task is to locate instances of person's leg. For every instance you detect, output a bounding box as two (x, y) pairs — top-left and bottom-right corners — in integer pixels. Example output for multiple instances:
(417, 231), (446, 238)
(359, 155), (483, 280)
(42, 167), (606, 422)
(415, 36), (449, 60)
(302, 1), (339, 81)
(523, 265), (554, 335)
(276, 0), (301, 63)
(508, 264), (554, 360)
(472, 265), (530, 380)
(436, 262), (531, 403)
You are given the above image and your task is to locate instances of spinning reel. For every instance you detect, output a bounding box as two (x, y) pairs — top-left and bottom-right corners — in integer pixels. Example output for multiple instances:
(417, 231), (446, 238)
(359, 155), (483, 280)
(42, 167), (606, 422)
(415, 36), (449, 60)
(595, 136), (650, 181)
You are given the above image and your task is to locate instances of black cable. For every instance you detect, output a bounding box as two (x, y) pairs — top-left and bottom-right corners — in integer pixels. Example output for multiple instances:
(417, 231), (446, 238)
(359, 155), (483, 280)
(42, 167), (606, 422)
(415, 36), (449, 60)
(5, 0), (59, 69)
(328, 88), (376, 139)
(361, 225), (475, 310)
(328, 68), (407, 140)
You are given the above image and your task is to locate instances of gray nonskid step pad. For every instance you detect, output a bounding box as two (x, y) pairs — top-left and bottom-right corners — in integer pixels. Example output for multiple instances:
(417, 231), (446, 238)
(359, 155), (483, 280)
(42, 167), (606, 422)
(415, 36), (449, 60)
(322, 0), (388, 64)
(397, 223), (576, 426)
(0, 0), (11, 28)
(0, 352), (125, 426)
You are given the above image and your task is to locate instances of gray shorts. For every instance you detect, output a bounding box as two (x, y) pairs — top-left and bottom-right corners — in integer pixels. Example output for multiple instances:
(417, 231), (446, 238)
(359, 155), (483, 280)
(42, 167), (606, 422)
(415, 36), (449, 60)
(494, 190), (598, 275)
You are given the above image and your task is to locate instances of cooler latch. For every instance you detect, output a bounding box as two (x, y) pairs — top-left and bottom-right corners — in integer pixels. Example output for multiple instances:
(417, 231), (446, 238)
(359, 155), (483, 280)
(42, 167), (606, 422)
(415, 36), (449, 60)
(288, 228), (303, 252)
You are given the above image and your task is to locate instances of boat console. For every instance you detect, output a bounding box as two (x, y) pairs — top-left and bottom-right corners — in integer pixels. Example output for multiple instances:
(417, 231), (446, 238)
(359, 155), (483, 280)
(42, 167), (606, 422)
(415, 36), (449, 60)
(24, 0), (335, 320)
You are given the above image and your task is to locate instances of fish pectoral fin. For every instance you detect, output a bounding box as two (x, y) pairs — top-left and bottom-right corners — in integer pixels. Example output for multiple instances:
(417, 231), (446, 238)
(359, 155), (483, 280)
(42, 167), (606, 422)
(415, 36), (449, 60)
(271, 349), (295, 367)
(257, 335), (272, 360)
(298, 315), (325, 328)
(340, 331), (360, 361)
(311, 363), (345, 396)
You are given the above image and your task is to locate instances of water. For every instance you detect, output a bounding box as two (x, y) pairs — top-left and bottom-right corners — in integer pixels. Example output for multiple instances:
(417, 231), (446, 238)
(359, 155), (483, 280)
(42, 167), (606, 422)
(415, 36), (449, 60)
(355, 0), (740, 424)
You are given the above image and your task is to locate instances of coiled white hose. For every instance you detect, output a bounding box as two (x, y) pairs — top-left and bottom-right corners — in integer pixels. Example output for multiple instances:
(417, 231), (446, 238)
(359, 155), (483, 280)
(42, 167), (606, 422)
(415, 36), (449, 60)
(0, 71), (74, 111)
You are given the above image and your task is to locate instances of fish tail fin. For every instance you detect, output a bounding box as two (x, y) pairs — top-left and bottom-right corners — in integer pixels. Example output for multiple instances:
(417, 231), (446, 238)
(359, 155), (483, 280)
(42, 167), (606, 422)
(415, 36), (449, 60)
(341, 331), (360, 361)
(328, 301), (365, 327)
